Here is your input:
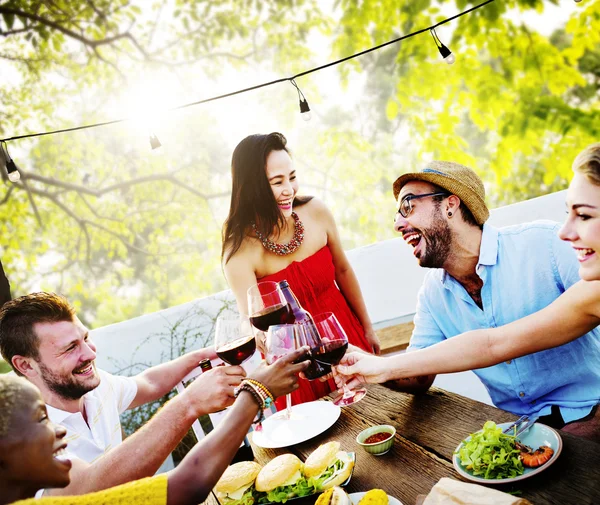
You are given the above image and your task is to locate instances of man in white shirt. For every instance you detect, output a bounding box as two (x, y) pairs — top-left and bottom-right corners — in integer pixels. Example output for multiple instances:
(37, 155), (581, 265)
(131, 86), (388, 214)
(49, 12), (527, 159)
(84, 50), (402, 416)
(0, 292), (246, 495)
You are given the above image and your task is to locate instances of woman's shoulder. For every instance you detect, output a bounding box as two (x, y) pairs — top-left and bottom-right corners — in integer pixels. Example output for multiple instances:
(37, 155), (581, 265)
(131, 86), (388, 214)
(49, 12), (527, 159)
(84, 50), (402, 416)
(223, 234), (262, 269)
(296, 196), (332, 218)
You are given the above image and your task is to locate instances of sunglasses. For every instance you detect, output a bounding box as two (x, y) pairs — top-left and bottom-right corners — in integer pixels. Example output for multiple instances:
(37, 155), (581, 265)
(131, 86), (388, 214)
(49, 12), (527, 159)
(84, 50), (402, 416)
(395, 192), (449, 220)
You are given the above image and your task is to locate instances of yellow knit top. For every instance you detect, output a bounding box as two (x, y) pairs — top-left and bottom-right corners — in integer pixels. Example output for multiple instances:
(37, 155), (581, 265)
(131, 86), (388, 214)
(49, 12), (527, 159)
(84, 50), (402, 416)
(11, 474), (168, 505)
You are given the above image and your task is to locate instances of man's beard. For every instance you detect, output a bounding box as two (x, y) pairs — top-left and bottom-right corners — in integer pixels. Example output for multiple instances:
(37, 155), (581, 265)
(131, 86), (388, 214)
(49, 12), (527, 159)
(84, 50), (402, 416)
(418, 208), (453, 268)
(38, 361), (99, 400)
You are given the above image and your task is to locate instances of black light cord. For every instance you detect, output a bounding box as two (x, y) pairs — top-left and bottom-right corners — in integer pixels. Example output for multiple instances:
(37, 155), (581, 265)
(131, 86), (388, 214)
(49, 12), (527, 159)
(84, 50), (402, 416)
(0, 0), (495, 144)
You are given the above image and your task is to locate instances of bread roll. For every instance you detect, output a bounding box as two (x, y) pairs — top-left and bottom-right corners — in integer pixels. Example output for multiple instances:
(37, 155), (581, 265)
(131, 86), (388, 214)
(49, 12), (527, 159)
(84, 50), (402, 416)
(305, 442), (341, 478)
(255, 453), (304, 492)
(215, 461), (262, 495)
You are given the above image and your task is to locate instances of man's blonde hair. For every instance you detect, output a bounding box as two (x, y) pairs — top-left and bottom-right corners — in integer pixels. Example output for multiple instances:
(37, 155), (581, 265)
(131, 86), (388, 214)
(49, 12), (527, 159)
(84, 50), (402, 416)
(573, 143), (600, 186)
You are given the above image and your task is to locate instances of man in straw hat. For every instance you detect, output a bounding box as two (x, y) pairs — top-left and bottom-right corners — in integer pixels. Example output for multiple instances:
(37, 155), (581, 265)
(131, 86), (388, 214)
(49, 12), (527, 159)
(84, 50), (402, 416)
(385, 160), (600, 429)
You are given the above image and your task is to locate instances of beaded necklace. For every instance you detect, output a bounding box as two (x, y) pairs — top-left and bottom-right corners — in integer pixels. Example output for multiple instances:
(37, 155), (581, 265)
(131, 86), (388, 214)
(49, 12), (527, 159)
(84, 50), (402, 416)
(252, 212), (304, 256)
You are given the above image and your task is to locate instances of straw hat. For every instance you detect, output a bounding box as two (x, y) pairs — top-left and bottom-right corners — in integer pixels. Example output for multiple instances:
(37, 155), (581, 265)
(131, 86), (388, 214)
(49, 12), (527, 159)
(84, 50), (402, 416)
(392, 160), (489, 225)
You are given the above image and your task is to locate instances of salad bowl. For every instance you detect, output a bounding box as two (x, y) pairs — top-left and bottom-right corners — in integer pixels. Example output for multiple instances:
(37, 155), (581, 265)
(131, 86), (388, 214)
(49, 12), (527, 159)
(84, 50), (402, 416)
(453, 421), (562, 484)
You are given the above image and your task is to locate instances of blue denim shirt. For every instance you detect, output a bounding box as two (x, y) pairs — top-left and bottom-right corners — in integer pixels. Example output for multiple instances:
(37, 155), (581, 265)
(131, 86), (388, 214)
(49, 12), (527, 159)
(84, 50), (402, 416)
(409, 221), (600, 422)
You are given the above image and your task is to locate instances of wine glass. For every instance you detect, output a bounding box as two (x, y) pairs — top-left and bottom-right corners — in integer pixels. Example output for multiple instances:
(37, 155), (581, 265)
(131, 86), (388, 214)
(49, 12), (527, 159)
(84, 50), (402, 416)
(312, 312), (367, 407)
(214, 314), (257, 366)
(247, 281), (292, 333)
(264, 323), (303, 420)
(294, 322), (332, 380)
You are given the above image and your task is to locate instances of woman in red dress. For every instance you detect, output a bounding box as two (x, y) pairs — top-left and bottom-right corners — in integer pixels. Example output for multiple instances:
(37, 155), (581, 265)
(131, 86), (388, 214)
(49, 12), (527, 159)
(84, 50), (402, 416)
(222, 132), (379, 409)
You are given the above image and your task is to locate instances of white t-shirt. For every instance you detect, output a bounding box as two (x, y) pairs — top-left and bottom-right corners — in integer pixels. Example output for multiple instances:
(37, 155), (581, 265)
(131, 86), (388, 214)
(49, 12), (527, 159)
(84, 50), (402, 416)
(46, 369), (138, 464)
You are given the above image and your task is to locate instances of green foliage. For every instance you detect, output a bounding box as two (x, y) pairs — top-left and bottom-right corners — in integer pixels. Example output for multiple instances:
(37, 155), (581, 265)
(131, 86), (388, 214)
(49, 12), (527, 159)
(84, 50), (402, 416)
(0, 0), (598, 327)
(113, 297), (235, 436)
(0, 359), (12, 374)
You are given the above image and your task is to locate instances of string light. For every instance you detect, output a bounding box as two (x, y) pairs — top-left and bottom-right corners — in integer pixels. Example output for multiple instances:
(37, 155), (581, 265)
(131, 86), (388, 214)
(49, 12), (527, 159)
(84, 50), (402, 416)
(0, 0), (495, 147)
(1, 142), (21, 182)
(149, 133), (161, 150)
(291, 80), (312, 121)
(430, 28), (455, 64)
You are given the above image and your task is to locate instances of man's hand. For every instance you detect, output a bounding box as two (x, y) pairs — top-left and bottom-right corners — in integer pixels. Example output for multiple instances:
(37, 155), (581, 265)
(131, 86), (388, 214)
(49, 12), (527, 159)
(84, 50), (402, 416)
(250, 347), (310, 399)
(334, 351), (389, 390)
(184, 365), (246, 415)
(364, 327), (381, 355)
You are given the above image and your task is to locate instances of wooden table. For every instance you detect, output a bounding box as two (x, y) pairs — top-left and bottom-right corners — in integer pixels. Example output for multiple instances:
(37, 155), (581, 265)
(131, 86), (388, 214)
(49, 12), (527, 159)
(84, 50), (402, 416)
(206, 385), (600, 505)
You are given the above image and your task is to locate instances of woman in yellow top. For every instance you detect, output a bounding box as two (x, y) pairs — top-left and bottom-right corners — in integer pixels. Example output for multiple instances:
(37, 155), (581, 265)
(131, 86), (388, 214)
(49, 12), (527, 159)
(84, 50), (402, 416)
(337, 144), (600, 400)
(0, 346), (310, 505)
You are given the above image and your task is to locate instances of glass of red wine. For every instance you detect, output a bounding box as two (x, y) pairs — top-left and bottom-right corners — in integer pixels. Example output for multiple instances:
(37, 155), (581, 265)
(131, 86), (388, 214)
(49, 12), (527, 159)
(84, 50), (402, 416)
(312, 312), (367, 407)
(247, 281), (292, 333)
(215, 314), (257, 366)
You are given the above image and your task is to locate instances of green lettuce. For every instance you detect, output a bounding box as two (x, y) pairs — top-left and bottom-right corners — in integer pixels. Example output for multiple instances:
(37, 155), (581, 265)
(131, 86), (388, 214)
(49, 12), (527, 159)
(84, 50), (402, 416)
(457, 421), (524, 480)
(308, 459), (345, 491)
(225, 489), (257, 505)
(256, 478), (316, 504)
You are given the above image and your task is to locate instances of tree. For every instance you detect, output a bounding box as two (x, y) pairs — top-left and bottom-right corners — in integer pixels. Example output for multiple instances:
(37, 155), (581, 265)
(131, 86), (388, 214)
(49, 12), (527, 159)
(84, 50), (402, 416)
(0, 0), (597, 327)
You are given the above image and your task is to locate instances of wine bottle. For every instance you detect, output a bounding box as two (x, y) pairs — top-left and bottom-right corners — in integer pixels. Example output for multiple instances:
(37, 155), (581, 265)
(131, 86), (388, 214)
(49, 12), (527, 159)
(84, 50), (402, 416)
(277, 280), (332, 380)
(198, 359), (255, 463)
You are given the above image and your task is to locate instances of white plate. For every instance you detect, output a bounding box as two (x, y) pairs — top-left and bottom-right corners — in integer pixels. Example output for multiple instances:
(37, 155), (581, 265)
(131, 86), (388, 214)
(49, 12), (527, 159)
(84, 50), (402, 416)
(453, 422), (563, 484)
(252, 400), (341, 448)
(350, 492), (404, 505)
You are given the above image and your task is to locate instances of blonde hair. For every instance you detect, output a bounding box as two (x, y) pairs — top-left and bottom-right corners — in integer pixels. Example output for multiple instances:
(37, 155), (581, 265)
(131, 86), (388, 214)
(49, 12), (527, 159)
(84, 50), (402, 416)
(573, 143), (600, 186)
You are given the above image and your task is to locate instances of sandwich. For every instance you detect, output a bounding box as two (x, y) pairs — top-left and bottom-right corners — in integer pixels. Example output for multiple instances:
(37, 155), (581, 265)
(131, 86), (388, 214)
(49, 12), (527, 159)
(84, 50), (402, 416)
(315, 486), (352, 505)
(304, 441), (355, 490)
(255, 453), (313, 503)
(215, 461), (263, 505)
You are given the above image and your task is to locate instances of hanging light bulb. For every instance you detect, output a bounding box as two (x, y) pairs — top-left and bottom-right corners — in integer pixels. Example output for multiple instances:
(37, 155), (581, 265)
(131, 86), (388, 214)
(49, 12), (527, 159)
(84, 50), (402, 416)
(431, 28), (456, 65)
(149, 133), (161, 150)
(2, 143), (21, 182)
(6, 158), (20, 182)
(299, 98), (312, 121)
(438, 43), (456, 64)
(291, 79), (312, 121)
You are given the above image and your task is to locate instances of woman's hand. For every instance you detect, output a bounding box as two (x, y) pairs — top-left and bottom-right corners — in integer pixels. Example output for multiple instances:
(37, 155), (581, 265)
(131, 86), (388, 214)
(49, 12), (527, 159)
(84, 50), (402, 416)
(364, 327), (381, 355)
(249, 347), (310, 399)
(334, 351), (389, 390)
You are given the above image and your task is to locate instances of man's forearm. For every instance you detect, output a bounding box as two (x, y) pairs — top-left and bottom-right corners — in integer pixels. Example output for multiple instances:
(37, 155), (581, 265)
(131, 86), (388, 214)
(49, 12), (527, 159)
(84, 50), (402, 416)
(49, 393), (198, 495)
(137, 348), (214, 400)
(383, 374), (435, 394)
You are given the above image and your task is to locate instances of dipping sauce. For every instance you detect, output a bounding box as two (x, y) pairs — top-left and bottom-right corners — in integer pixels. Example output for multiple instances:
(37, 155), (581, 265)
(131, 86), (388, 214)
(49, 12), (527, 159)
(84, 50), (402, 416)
(364, 432), (392, 444)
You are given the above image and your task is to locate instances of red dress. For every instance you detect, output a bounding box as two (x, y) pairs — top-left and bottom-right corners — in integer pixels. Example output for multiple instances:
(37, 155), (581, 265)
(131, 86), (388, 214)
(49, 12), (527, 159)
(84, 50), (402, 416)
(258, 245), (371, 409)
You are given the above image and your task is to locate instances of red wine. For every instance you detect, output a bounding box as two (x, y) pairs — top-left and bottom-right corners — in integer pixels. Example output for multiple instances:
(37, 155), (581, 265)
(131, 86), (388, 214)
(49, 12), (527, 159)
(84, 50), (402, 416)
(303, 357), (332, 380)
(217, 336), (257, 365)
(312, 340), (348, 366)
(250, 303), (292, 332)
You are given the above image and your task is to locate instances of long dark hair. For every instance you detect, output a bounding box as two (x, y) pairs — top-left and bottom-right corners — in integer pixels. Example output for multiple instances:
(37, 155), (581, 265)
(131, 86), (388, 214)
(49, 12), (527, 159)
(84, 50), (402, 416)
(222, 132), (312, 263)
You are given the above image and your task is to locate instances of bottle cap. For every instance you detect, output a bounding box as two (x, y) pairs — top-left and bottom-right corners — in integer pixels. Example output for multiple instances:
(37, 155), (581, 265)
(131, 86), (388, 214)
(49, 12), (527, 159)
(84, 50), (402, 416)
(199, 358), (213, 372)
(278, 280), (289, 287)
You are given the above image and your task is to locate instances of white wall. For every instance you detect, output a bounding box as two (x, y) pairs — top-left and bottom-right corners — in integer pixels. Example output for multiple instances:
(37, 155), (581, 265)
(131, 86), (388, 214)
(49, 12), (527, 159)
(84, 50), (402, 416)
(94, 190), (568, 374)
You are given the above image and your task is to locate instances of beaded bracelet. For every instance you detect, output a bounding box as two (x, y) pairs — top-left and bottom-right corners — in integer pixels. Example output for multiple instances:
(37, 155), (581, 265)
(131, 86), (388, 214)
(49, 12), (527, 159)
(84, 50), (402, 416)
(245, 378), (275, 404)
(235, 383), (266, 426)
(242, 380), (273, 411)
